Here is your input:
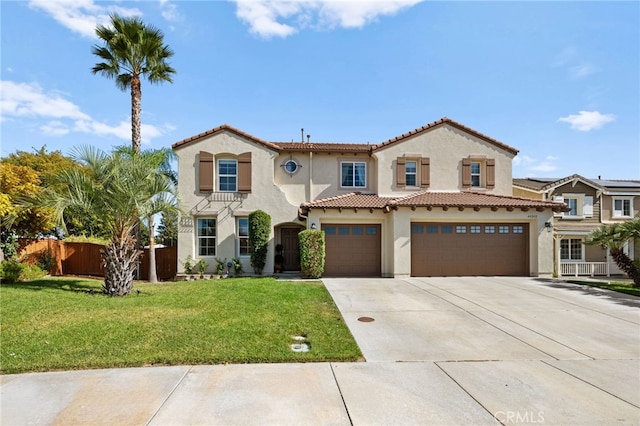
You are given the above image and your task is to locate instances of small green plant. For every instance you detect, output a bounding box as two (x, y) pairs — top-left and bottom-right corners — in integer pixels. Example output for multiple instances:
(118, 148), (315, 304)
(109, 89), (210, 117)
(1, 260), (24, 283)
(182, 255), (194, 274)
(21, 264), (47, 281)
(37, 250), (57, 274)
(249, 210), (271, 274)
(299, 230), (325, 279)
(215, 257), (227, 275)
(196, 259), (208, 277)
(232, 258), (244, 276)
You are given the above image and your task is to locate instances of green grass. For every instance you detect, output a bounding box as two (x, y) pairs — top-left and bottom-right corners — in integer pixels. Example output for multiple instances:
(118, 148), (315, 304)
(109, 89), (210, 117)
(566, 279), (640, 297)
(0, 277), (362, 374)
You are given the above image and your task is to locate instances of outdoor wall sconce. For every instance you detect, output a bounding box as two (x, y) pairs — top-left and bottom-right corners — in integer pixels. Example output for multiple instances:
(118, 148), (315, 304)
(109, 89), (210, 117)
(544, 221), (552, 232)
(311, 223), (317, 230)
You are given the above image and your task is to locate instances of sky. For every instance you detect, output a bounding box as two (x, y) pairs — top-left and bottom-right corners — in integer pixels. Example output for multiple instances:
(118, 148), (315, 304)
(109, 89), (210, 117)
(1, 0), (639, 180)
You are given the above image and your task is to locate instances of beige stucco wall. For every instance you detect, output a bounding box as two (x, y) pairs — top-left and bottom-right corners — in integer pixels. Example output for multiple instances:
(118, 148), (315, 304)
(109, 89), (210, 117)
(373, 125), (515, 196)
(307, 207), (555, 277)
(601, 194), (640, 223)
(175, 131), (303, 274)
(513, 187), (544, 200)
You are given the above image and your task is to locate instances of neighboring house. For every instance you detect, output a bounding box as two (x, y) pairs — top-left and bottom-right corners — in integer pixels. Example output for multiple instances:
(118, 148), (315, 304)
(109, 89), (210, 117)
(172, 117), (565, 278)
(513, 175), (640, 277)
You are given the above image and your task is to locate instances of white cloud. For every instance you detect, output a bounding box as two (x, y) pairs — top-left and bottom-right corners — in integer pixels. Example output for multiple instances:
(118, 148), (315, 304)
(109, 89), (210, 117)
(28, 0), (141, 38)
(512, 154), (535, 166)
(513, 154), (559, 174)
(1, 80), (168, 144)
(569, 63), (597, 79)
(233, 0), (423, 38)
(558, 110), (615, 131)
(529, 161), (558, 173)
(159, 0), (182, 23)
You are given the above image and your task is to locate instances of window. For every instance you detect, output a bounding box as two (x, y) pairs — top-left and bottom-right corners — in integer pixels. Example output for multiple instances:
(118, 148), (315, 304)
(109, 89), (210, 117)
(197, 218), (216, 257)
(470, 225), (481, 234)
(442, 225), (453, 233)
(565, 197), (578, 216)
(237, 218), (250, 256)
(338, 227), (350, 235)
(613, 198), (632, 218)
(560, 238), (583, 261)
(499, 226), (509, 233)
(284, 160), (299, 174)
(324, 226), (336, 235)
(471, 162), (481, 187)
(405, 161), (417, 186)
(427, 225), (438, 233)
(341, 162), (366, 188)
(352, 227), (363, 235)
(513, 226), (524, 234)
(412, 225), (423, 234)
(218, 159), (237, 192)
(366, 227), (378, 235)
(456, 225), (467, 233)
(485, 226), (495, 234)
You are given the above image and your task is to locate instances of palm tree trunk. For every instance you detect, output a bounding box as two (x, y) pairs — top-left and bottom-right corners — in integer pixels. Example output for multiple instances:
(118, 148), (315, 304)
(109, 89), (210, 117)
(101, 235), (140, 295)
(131, 74), (142, 153)
(610, 248), (640, 288)
(148, 214), (158, 283)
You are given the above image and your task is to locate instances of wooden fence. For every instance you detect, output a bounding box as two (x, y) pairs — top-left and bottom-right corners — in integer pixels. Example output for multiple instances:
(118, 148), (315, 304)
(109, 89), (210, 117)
(19, 239), (177, 281)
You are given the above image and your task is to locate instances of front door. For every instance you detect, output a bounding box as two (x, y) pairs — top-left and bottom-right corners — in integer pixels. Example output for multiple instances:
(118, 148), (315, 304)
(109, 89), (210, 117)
(281, 227), (301, 271)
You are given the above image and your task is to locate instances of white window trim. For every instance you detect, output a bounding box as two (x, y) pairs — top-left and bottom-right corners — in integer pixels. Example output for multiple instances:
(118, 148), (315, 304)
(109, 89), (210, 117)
(612, 197), (634, 219)
(340, 161), (367, 188)
(196, 217), (217, 258)
(560, 194), (586, 219)
(470, 162), (481, 188)
(236, 217), (250, 257)
(217, 158), (238, 192)
(560, 238), (584, 262)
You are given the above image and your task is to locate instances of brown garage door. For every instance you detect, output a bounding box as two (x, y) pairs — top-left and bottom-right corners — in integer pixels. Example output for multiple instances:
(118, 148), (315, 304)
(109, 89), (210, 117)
(323, 224), (381, 277)
(411, 223), (529, 276)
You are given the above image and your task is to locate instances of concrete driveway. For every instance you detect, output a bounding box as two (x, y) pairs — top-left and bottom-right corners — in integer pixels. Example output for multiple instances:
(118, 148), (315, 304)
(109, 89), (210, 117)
(324, 277), (640, 424)
(2, 277), (639, 425)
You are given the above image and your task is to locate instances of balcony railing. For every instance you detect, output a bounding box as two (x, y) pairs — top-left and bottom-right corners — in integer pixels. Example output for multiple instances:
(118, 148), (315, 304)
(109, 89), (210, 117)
(559, 262), (621, 277)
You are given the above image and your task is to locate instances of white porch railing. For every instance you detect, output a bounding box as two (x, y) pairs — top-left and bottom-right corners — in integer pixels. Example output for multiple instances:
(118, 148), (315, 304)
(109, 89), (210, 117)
(560, 262), (617, 277)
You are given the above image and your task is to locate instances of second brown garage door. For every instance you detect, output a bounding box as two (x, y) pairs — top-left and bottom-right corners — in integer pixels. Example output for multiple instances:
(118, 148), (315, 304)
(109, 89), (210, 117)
(323, 224), (381, 277)
(411, 223), (529, 276)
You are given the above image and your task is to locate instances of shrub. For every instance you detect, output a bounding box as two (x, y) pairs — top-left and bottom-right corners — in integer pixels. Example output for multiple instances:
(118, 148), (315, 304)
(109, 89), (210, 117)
(21, 264), (46, 281)
(232, 258), (244, 276)
(248, 210), (271, 274)
(299, 230), (325, 278)
(1, 260), (24, 283)
(182, 255), (194, 274)
(215, 258), (226, 275)
(196, 259), (208, 277)
(37, 250), (57, 274)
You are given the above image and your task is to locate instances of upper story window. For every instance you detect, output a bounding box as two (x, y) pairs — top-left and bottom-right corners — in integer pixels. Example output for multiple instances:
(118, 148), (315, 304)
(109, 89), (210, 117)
(462, 158), (495, 189)
(341, 161), (366, 188)
(470, 162), (481, 187)
(396, 157), (430, 188)
(553, 194), (594, 219)
(218, 159), (237, 192)
(613, 198), (632, 218)
(284, 160), (299, 174)
(405, 161), (417, 186)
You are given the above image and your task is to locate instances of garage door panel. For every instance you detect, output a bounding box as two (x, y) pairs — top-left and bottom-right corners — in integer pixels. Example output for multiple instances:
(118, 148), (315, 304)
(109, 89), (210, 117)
(323, 224), (381, 277)
(411, 223), (528, 276)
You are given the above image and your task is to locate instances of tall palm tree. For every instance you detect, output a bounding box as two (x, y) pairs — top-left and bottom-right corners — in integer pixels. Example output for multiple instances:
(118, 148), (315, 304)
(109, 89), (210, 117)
(586, 216), (640, 287)
(92, 14), (176, 153)
(114, 146), (178, 283)
(38, 146), (177, 295)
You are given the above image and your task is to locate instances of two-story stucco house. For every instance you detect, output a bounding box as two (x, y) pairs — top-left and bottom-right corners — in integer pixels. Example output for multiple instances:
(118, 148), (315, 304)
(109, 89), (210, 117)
(513, 175), (640, 277)
(172, 117), (565, 278)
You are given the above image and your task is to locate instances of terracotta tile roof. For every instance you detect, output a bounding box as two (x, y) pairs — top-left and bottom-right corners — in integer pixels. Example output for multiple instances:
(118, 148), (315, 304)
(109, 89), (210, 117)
(172, 124), (282, 151)
(301, 191), (568, 212)
(302, 192), (393, 209)
(371, 117), (519, 156)
(391, 191), (567, 211)
(274, 142), (372, 153)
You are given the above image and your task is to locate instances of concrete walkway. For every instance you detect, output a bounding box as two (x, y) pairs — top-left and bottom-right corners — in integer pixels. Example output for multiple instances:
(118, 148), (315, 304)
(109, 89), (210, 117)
(2, 277), (639, 425)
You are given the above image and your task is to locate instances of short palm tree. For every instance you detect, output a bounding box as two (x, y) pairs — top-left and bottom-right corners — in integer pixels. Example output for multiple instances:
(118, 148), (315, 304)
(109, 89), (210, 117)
(92, 14), (176, 153)
(38, 146), (177, 295)
(586, 216), (640, 287)
(114, 146), (178, 283)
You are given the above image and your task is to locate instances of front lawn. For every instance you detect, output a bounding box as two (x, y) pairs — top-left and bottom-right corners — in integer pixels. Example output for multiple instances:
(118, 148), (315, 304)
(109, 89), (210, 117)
(1, 277), (362, 374)
(566, 279), (640, 297)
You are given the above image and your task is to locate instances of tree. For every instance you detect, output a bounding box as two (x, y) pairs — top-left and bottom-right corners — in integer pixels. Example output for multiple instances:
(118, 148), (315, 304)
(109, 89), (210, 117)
(112, 146), (178, 283)
(1, 147), (109, 239)
(585, 216), (640, 287)
(157, 209), (178, 246)
(248, 210), (271, 274)
(92, 14), (176, 153)
(36, 146), (177, 295)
